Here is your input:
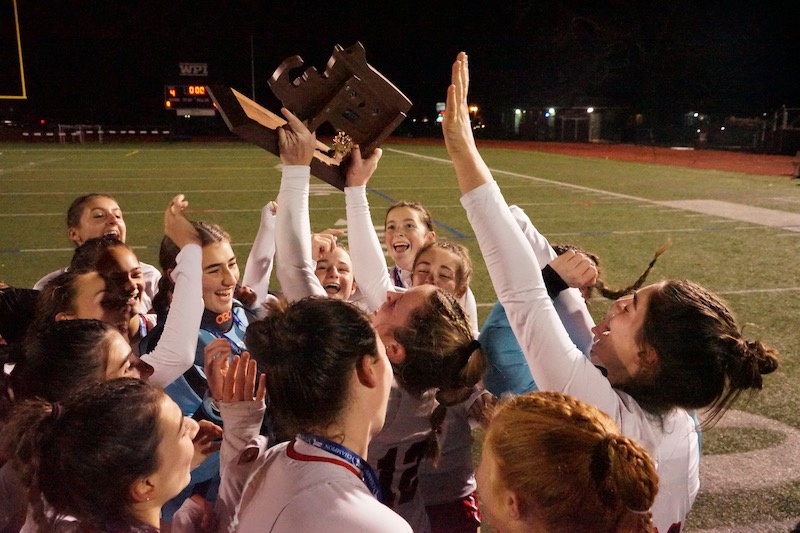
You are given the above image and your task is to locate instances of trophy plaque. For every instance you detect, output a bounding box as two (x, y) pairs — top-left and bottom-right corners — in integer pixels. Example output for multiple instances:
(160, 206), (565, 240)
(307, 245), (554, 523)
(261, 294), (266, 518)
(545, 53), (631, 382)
(208, 42), (412, 190)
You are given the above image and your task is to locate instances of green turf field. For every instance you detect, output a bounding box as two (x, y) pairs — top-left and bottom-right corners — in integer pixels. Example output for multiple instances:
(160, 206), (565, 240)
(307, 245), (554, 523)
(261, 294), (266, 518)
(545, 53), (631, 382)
(2, 141), (799, 530)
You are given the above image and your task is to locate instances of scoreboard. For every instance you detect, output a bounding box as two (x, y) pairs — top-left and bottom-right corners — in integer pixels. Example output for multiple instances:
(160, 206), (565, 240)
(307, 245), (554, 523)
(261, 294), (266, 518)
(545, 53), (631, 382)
(164, 85), (215, 115)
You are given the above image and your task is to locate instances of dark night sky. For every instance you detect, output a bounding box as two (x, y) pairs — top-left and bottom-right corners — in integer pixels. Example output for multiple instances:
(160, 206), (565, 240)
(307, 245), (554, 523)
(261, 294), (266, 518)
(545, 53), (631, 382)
(2, 1), (798, 126)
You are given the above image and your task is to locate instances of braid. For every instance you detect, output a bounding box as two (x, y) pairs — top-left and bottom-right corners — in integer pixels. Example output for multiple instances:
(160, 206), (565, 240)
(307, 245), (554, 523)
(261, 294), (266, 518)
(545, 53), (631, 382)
(601, 436), (658, 533)
(595, 240), (670, 300)
(485, 391), (658, 533)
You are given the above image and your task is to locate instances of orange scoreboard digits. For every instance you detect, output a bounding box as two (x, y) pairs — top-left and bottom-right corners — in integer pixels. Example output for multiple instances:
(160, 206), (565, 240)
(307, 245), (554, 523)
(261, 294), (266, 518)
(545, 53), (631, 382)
(164, 85), (212, 110)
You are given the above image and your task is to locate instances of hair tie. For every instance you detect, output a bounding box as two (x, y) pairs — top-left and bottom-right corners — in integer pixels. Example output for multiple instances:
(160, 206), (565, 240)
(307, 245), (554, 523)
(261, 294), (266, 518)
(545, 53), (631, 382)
(50, 402), (64, 420)
(626, 507), (651, 516)
(457, 339), (480, 374)
(460, 339), (481, 364)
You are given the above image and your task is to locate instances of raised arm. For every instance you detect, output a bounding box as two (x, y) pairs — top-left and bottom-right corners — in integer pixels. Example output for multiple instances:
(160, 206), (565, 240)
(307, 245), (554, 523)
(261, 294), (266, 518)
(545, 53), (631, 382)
(442, 52), (494, 195)
(142, 195), (204, 388)
(344, 145), (396, 312)
(508, 205), (595, 355)
(274, 108), (327, 301)
(241, 200), (279, 316)
(445, 54), (639, 428)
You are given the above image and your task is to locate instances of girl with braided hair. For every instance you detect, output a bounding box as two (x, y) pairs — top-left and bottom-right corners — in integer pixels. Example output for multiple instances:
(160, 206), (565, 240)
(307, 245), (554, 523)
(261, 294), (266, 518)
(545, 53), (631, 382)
(444, 52), (778, 532)
(480, 238), (668, 398)
(479, 391), (658, 533)
(273, 108), (484, 533)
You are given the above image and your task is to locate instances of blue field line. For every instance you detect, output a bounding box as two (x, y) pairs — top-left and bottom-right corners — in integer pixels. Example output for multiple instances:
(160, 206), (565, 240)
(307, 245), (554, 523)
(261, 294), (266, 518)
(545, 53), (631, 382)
(366, 187), (470, 239)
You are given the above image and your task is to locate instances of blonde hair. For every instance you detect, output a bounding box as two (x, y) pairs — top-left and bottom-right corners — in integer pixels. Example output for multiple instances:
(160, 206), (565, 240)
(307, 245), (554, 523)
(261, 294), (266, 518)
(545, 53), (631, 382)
(484, 392), (658, 533)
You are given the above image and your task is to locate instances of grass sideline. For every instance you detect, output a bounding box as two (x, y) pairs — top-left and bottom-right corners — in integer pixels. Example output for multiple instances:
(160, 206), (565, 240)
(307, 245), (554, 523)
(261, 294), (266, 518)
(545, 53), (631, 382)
(2, 141), (799, 530)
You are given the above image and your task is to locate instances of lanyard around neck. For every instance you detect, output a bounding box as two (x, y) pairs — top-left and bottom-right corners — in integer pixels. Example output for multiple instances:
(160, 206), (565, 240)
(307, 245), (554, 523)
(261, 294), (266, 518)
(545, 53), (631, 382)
(293, 432), (383, 502)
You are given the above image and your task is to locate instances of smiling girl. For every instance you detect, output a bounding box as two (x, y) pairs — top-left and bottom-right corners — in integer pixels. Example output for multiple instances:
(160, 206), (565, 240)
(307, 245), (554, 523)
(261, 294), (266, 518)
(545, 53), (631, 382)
(443, 51), (778, 533)
(5, 378), (199, 532)
(34, 194), (161, 313)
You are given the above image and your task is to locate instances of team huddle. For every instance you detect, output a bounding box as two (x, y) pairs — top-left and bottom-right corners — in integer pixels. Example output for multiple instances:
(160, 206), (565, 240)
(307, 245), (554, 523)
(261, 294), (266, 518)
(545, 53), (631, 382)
(0, 53), (779, 533)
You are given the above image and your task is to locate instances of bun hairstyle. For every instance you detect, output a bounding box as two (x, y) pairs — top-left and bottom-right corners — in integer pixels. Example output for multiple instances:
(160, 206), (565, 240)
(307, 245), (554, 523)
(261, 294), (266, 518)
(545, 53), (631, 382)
(485, 391), (658, 533)
(2, 379), (163, 531)
(245, 296), (379, 440)
(631, 279), (779, 421)
(553, 241), (670, 301)
(390, 287), (486, 461)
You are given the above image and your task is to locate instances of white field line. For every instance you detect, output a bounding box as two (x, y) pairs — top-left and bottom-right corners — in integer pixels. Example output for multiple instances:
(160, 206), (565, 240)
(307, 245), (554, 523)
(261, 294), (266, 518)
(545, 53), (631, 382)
(387, 147), (800, 232)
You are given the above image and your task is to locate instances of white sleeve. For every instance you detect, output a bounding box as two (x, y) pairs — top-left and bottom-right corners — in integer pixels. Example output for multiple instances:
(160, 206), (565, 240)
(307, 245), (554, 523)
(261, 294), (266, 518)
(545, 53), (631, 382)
(33, 269), (63, 291)
(344, 185), (394, 312)
(460, 286), (479, 335)
(460, 182), (631, 423)
(242, 202), (277, 308)
(275, 165), (326, 302)
(216, 400), (268, 532)
(141, 244), (203, 388)
(509, 205), (595, 355)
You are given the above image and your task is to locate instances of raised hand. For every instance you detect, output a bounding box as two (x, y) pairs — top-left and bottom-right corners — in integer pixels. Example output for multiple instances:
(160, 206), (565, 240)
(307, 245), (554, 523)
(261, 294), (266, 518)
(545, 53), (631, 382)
(311, 230), (343, 262)
(203, 337), (233, 401)
(442, 52), (493, 194)
(191, 420), (224, 468)
(164, 194), (201, 248)
(278, 107), (316, 166)
(442, 52), (476, 157)
(345, 144), (383, 188)
(549, 250), (599, 290)
(222, 351), (266, 404)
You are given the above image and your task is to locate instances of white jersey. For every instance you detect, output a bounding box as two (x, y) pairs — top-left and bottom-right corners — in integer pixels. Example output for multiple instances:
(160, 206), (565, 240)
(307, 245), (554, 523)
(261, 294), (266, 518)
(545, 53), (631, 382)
(34, 261), (161, 314)
(461, 181), (699, 533)
(368, 383), (436, 533)
(416, 395), (477, 506)
(217, 401), (410, 533)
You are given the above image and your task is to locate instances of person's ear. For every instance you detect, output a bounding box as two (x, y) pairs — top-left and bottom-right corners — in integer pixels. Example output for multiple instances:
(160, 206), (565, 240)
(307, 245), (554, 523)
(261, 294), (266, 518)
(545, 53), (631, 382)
(385, 341), (406, 364)
(643, 346), (659, 368)
(425, 231), (437, 244)
(350, 279), (358, 296)
(356, 355), (379, 388)
(455, 285), (468, 299)
(67, 227), (82, 246)
(506, 490), (523, 521)
(130, 478), (156, 503)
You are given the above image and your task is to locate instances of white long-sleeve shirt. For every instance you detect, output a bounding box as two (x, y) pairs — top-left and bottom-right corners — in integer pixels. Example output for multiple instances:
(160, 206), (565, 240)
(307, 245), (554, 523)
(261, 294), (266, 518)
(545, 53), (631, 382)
(345, 185), (479, 333)
(461, 181), (698, 533)
(141, 243), (203, 388)
(241, 202), (279, 318)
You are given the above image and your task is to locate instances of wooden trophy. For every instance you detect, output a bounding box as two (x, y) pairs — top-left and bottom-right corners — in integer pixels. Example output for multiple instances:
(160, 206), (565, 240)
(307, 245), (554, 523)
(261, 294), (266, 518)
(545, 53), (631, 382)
(208, 42), (412, 190)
